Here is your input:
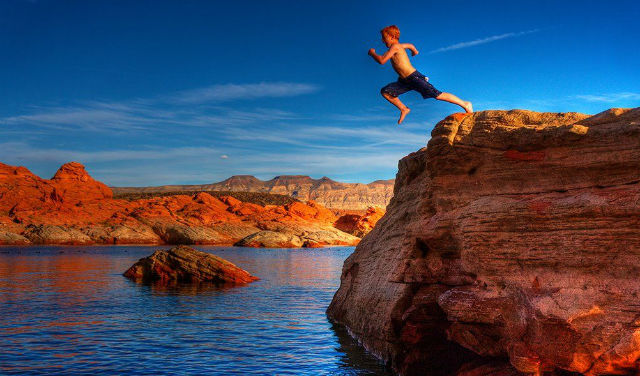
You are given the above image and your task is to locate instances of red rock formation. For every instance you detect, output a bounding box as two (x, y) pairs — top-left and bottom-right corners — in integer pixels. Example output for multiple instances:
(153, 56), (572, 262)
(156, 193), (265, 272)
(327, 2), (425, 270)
(50, 161), (113, 202)
(327, 108), (640, 375)
(0, 162), (361, 246)
(334, 206), (385, 237)
(123, 245), (258, 284)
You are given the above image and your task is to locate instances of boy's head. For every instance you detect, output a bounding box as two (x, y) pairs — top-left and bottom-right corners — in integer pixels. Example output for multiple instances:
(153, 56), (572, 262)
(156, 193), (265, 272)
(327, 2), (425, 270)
(380, 25), (400, 47)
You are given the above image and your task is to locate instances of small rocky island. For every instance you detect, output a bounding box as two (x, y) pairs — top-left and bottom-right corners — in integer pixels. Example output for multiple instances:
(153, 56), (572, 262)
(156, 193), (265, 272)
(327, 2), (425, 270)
(123, 245), (258, 285)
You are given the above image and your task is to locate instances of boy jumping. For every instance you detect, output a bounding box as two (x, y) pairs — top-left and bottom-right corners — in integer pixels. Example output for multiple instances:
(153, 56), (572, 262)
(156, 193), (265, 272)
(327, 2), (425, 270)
(369, 25), (473, 124)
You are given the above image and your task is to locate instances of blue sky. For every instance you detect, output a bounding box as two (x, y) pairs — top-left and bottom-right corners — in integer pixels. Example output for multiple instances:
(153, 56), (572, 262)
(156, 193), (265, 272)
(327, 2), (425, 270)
(1, 0), (638, 186)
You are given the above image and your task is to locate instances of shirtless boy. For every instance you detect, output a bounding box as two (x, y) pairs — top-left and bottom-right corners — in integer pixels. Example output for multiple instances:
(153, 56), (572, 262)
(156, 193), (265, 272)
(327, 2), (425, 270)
(368, 25), (473, 124)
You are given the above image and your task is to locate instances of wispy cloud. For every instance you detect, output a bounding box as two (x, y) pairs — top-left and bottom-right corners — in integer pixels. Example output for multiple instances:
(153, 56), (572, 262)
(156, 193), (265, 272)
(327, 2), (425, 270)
(0, 140), (407, 185)
(0, 81), (316, 131)
(0, 102), (299, 132)
(216, 123), (428, 150)
(0, 142), (224, 163)
(0, 80), (419, 185)
(95, 149), (406, 186)
(1, 107), (155, 131)
(171, 82), (320, 103)
(429, 29), (540, 54)
(574, 92), (640, 103)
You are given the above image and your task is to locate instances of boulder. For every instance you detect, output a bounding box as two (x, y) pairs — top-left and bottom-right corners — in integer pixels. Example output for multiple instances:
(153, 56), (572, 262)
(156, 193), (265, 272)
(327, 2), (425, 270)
(234, 230), (304, 248)
(123, 245), (258, 284)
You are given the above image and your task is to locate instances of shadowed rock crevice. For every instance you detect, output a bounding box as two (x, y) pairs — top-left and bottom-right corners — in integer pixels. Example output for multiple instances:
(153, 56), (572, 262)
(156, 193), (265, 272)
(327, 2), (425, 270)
(327, 108), (640, 375)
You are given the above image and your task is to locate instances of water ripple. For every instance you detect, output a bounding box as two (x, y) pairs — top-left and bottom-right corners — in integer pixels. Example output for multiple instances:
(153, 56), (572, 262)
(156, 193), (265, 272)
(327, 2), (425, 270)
(0, 245), (392, 375)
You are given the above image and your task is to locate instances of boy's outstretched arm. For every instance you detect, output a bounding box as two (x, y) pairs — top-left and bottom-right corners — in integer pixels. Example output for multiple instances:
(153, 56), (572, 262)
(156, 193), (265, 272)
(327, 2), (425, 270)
(400, 43), (419, 56)
(368, 45), (400, 64)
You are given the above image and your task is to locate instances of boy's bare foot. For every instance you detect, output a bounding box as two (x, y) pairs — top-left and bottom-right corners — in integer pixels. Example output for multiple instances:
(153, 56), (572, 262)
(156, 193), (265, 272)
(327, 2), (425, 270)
(398, 107), (410, 124)
(463, 101), (473, 113)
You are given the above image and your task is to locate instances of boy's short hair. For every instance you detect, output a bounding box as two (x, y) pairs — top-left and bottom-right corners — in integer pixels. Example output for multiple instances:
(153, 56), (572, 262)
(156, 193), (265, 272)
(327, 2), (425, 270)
(381, 25), (400, 40)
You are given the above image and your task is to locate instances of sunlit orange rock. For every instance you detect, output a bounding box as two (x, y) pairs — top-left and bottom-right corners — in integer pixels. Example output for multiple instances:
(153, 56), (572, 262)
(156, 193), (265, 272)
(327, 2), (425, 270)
(328, 108), (640, 375)
(334, 206), (385, 237)
(0, 161), (360, 247)
(50, 161), (112, 202)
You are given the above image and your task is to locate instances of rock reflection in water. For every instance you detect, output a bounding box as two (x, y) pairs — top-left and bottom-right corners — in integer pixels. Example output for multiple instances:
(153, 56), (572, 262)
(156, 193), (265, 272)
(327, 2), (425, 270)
(0, 245), (393, 375)
(330, 323), (393, 375)
(128, 278), (245, 296)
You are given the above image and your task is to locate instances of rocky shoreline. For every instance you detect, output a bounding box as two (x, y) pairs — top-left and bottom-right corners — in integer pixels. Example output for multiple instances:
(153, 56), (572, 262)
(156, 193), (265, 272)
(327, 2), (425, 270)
(0, 162), (383, 247)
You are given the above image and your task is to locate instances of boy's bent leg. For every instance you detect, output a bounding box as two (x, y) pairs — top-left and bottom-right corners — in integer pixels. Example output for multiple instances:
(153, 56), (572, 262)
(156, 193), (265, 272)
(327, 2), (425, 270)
(382, 92), (411, 125)
(381, 82), (412, 125)
(436, 92), (473, 113)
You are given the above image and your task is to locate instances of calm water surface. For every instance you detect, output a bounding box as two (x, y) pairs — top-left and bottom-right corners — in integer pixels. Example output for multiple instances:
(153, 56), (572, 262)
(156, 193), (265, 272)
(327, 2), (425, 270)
(0, 245), (392, 375)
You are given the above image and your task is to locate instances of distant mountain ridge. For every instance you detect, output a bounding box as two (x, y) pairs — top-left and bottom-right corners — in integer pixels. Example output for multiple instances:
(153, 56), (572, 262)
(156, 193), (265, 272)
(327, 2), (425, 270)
(111, 175), (395, 211)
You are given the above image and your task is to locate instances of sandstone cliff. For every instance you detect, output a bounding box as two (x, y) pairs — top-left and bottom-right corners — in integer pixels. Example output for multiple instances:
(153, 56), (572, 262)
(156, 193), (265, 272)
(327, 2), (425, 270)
(327, 108), (640, 375)
(112, 174), (394, 211)
(0, 162), (381, 247)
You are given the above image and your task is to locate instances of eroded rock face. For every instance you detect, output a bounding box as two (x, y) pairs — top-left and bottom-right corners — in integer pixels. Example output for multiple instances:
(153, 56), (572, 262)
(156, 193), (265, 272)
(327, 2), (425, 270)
(23, 224), (93, 245)
(0, 230), (30, 245)
(334, 206), (386, 237)
(123, 245), (259, 284)
(327, 108), (640, 375)
(234, 225), (360, 248)
(235, 230), (304, 248)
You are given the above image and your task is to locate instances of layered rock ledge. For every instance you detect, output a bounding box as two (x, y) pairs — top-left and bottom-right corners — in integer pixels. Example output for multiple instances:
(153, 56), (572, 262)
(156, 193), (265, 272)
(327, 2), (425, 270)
(123, 245), (258, 285)
(327, 108), (640, 375)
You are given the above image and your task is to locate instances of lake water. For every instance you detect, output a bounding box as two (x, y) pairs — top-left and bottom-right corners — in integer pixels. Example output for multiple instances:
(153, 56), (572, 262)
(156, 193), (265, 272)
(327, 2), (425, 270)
(0, 245), (392, 375)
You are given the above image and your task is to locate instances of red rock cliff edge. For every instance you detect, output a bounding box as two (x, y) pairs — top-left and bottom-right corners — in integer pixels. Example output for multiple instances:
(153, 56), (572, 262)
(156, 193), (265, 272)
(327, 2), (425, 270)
(327, 108), (640, 375)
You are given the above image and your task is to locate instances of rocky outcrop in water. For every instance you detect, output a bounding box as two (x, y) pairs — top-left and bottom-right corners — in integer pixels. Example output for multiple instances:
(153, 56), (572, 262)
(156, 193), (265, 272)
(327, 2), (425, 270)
(327, 108), (640, 375)
(112, 174), (394, 211)
(123, 245), (259, 284)
(0, 162), (363, 247)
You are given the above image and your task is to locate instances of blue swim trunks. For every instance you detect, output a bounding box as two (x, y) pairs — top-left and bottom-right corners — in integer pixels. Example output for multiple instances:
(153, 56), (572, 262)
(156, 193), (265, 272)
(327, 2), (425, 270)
(380, 70), (442, 99)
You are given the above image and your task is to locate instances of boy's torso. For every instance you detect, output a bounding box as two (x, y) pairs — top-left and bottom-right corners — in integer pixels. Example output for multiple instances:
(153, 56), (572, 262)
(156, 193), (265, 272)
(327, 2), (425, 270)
(390, 44), (417, 78)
